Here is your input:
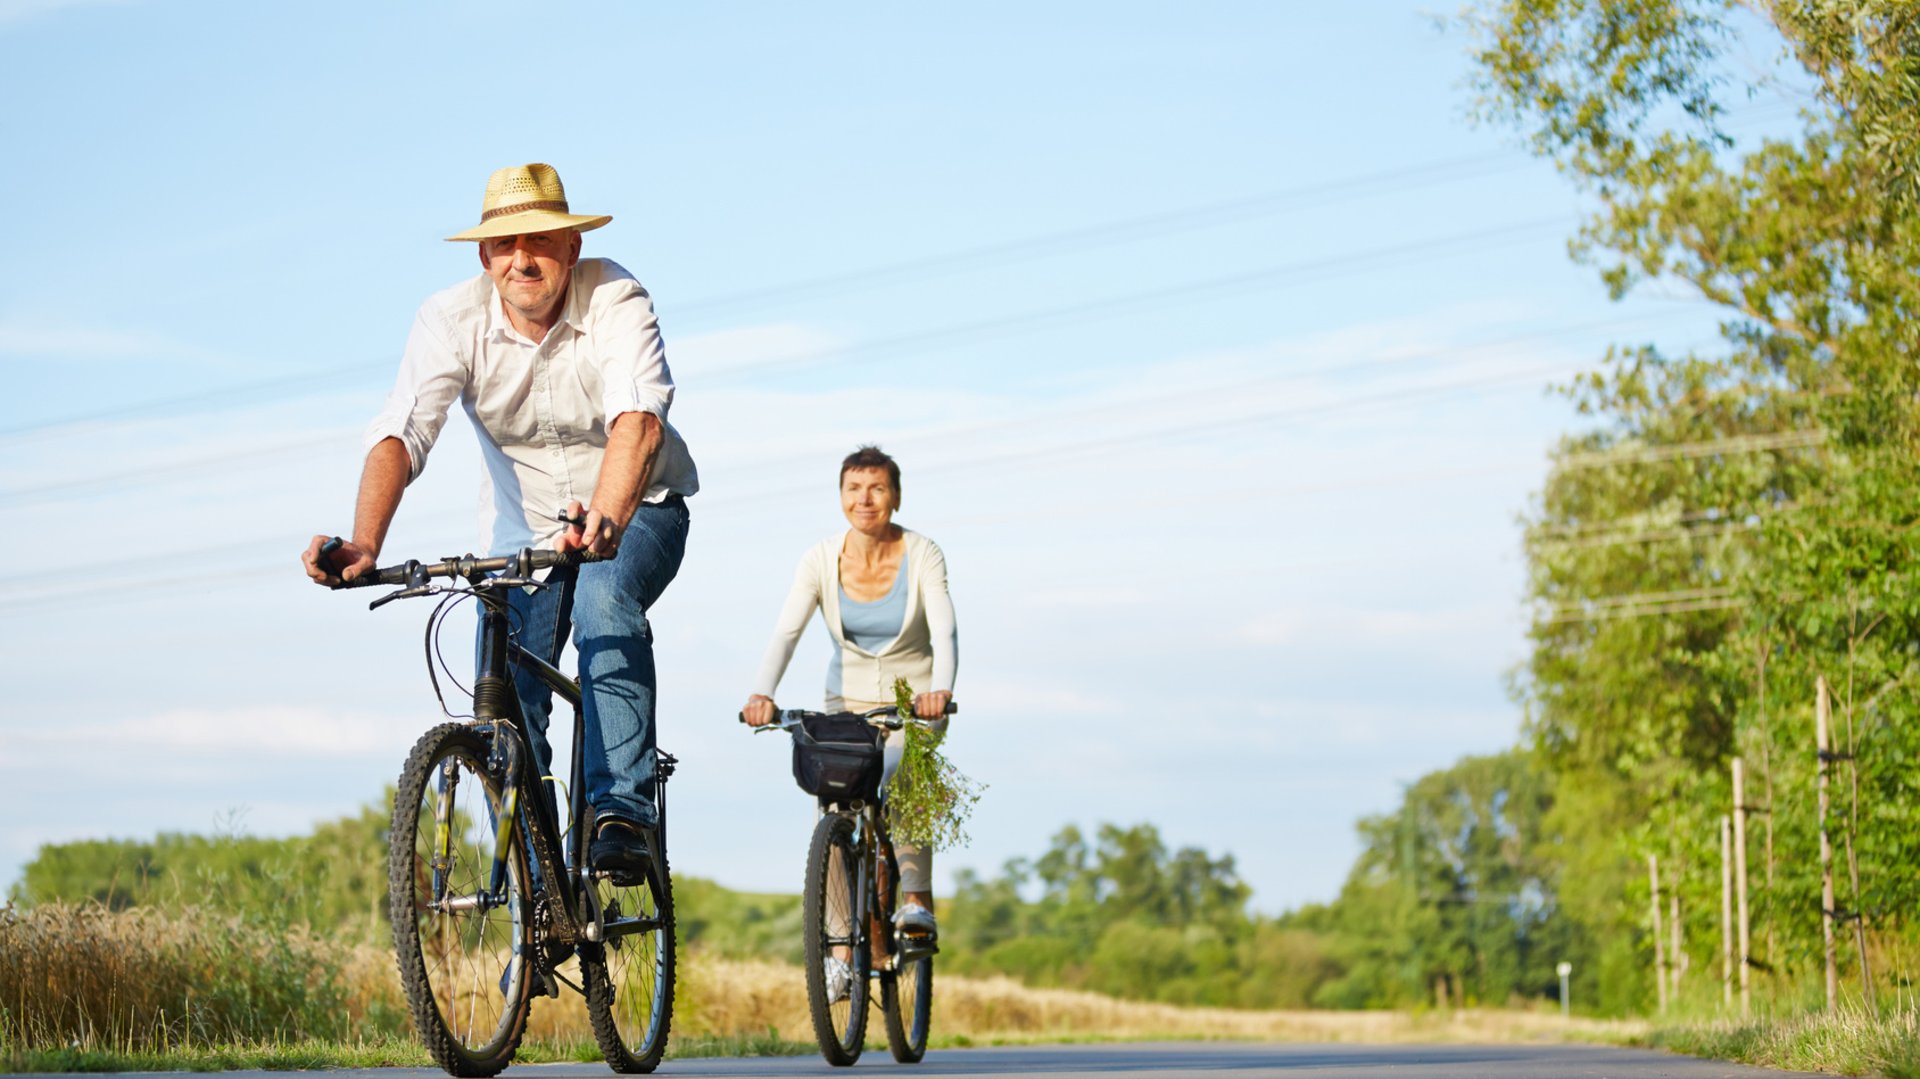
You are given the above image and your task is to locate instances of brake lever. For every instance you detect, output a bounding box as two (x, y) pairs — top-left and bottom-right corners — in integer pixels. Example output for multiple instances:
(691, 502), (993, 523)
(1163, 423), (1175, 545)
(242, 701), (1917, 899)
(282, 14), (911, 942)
(370, 585), (435, 611)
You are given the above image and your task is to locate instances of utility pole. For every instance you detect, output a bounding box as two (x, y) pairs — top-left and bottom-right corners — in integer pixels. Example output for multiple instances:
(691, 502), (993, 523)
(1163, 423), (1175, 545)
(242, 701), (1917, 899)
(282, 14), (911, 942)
(1721, 814), (1734, 1009)
(1817, 676), (1838, 1011)
(1732, 757), (1752, 1015)
(1650, 854), (1669, 1013)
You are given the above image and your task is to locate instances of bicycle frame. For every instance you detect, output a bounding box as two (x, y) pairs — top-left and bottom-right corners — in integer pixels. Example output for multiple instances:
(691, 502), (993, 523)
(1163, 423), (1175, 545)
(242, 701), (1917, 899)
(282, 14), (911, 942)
(449, 574), (669, 952)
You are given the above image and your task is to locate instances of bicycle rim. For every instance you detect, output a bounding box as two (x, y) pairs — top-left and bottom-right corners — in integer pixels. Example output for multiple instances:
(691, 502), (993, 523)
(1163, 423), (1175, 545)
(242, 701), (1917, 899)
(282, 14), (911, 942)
(802, 813), (868, 1065)
(883, 955), (932, 1062)
(583, 852), (675, 1073)
(390, 724), (530, 1077)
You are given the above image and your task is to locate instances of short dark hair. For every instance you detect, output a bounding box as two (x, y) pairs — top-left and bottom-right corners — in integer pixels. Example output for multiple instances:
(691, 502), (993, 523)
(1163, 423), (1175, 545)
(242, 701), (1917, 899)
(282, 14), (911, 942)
(840, 444), (901, 500)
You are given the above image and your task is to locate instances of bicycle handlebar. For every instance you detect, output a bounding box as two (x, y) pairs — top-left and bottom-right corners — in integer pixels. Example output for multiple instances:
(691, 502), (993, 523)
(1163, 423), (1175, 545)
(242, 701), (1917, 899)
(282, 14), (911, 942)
(740, 701), (958, 733)
(331, 546), (597, 590)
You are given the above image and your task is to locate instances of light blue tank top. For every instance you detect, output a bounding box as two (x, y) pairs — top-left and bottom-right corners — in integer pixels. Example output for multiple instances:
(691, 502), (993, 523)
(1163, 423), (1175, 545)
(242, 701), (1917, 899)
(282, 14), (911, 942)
(838, 546), (910, 653)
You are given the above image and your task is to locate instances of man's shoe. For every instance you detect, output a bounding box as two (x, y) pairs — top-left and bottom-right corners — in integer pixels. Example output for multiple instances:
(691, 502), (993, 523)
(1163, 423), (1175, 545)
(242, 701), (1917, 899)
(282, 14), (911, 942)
(590, 819), (651, 886)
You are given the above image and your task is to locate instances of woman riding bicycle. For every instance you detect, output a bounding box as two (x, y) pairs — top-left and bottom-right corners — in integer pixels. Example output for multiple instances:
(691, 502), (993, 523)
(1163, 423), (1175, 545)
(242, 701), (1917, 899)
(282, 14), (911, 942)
(741, 445), (958, 940)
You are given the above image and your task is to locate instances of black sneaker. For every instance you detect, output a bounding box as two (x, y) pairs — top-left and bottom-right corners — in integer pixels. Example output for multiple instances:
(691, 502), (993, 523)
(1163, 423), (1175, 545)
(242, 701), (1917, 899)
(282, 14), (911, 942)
(590, 819), (651, 886)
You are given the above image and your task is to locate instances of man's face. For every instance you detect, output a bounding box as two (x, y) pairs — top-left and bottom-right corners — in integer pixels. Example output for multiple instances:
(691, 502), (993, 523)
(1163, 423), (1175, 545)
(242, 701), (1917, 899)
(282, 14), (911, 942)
(479, 228), (582, 327)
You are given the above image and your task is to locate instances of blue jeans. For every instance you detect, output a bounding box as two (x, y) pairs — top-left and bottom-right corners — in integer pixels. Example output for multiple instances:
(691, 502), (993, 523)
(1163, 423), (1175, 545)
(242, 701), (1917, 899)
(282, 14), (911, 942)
(488, 497), (689, 833)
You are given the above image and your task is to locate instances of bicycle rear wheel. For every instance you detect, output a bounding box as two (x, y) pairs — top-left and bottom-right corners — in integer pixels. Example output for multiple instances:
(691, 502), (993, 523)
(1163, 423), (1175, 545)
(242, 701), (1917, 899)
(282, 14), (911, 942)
(881, 952), (933, 1062)
(802, 812), (869, 1065)
(390, 723), (531, 1077)
(581, 841), (675, 1073)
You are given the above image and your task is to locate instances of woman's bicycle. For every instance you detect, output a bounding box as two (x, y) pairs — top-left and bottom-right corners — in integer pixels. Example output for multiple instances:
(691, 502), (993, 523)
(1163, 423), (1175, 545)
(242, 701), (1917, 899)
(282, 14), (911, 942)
(744, 702), (955, 1066)
(331, 543), (675, 1076)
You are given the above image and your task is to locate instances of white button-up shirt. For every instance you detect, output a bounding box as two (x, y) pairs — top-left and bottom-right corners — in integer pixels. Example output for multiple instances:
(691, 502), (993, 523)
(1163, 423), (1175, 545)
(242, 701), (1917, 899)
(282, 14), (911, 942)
(365, 258), (699, 554)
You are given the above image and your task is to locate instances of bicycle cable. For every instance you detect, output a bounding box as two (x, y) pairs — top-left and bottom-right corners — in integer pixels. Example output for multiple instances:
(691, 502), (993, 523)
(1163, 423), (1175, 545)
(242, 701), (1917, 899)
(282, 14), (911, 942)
(423, 590), (479, 721)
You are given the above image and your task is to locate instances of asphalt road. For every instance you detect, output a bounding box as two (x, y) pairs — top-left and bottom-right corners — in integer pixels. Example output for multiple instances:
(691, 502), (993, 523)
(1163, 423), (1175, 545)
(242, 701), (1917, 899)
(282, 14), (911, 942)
(70, 1043), (1825, 1078)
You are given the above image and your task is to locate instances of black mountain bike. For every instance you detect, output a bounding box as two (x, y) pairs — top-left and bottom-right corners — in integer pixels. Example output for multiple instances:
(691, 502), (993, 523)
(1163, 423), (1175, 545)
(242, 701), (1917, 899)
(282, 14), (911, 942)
(745, 703), (954, 1066)
(332, 543), (675, 1076)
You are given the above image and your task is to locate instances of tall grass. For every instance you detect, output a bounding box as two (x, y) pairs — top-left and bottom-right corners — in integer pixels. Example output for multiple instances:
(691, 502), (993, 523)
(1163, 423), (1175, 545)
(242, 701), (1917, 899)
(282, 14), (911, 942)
(2, 900), (1643, 1070)
(1642, 1007), (1920, 1078)
(0, 902), (390, 1053)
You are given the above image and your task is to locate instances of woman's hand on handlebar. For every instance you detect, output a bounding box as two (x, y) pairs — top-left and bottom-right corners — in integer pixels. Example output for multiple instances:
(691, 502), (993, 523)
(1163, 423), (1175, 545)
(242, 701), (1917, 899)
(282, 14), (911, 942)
(741, 694), (777, 728)
(303, 534), (375, 587)
(913, 690), (952, 720)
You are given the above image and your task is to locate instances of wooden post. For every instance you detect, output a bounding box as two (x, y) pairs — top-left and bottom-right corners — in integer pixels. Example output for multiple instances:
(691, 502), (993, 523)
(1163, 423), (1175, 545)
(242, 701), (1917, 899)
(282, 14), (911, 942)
(1732, 757), (1751, 1015)
(1817, 676), (1838, 1012)
(1720, 814), (1734, 1009)
(1840, 687), (1877, 1013)
(1649, 854), (1669, 1013)
(1671, 891), (1686, 1001)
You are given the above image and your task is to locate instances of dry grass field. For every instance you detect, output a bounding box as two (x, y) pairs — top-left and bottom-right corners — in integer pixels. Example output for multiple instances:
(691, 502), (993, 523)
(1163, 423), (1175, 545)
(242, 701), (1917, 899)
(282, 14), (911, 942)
(2, 901), (1640, 1060)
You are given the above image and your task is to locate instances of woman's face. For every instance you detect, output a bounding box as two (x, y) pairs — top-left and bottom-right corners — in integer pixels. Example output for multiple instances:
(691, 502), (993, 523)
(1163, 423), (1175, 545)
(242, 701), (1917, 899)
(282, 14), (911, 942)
(841, 467), (898, 533)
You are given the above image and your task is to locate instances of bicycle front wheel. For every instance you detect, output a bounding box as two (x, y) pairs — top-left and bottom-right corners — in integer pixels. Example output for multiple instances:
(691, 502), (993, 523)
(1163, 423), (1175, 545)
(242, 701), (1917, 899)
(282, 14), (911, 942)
(581, 843), (675, 1073)
(390, 723), (532, 1077)
(802, 812), (869, 1066)
(881, 952), (932, 1062)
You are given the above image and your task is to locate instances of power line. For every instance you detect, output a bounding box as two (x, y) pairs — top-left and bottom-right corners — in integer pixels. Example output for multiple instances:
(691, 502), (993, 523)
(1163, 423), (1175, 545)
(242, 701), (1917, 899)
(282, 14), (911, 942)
(1544, 588), (1744, 624)
(669, 153), (1529, 323)
(698, 356), (1597, 513)
(0, 363), (389, 443)
(0, 435), (342, 507)
(693, 216), (1572, 383)
(704, 304), (1708, 482)
(1533, 518), (1759, 552)
(6, 218), (1593, 505)
(1558, 429), (1826, 469)
(8, 211), (1568, 442)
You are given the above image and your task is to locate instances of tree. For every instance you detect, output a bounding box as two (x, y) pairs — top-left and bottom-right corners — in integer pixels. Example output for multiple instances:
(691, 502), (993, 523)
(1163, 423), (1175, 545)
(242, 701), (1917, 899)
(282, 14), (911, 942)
(1468, 0), (1920, 1009)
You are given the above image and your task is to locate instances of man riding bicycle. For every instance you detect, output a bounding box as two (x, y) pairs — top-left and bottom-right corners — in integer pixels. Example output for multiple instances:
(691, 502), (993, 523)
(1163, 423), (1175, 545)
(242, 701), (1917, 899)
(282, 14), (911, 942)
(302, 162), (697, 882)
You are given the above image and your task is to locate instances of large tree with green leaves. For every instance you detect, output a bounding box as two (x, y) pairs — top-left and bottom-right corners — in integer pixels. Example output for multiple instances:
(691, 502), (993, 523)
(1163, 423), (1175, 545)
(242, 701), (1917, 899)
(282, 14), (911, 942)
(1469, 0), (1920, 1010)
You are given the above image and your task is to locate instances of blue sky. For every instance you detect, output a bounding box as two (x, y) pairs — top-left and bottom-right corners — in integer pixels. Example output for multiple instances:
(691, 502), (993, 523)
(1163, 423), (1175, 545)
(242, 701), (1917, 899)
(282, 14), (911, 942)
(0, 2), (1777, 911)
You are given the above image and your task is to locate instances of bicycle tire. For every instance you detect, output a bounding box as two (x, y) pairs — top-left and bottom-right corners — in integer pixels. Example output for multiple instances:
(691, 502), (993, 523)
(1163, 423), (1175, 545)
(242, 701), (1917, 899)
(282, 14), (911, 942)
(802, 812), (869, 1065)
(582, 847), (675, 1072)
(881, 953), (933, 1062)
(390, 723), (532, 1077)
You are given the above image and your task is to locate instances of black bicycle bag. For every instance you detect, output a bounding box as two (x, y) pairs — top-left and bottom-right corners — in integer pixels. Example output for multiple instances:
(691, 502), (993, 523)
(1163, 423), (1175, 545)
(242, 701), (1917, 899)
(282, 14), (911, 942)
(791, 713), (886, 802)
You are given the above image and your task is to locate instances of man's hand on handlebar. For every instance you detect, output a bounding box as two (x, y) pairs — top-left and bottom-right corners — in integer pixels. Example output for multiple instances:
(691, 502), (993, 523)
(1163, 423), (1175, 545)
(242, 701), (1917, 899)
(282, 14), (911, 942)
(303, 534), (375, 588)
(741, 694), (776, 728)
(914, 690), (952, 720)
(555, 500), (621, 559)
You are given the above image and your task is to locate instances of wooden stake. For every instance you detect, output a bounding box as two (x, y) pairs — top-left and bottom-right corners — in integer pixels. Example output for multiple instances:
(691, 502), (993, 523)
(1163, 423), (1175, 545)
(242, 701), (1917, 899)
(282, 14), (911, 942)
(1732, 757), (1751, 1015)
(1817, 676), (1838, 1012)
(1840, 684), (1877, 1012)
(1720, 814), (1734, 1009)
(1649, 854), (1669, 1013)
(1670, 890), (1685, 1001)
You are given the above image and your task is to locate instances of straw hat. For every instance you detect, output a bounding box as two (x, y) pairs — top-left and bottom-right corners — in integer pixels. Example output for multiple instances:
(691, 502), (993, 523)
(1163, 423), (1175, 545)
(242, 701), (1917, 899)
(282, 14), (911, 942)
(444, 163), (612, 242)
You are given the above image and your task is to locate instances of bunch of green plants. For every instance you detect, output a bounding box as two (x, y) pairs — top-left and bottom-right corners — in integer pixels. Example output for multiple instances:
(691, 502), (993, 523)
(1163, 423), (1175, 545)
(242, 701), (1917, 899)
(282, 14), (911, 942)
(885, 677), (983, 851)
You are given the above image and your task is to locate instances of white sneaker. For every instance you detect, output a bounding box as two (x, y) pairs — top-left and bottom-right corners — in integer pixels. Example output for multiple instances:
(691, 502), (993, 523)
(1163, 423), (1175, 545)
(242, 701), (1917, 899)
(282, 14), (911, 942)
(894, 902), (937, 938)
(823, 955), (853, 1004)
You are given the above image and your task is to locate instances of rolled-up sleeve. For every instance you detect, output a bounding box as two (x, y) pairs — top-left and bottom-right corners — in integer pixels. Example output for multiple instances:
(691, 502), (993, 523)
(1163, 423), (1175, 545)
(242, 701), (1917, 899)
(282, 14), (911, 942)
(363, 303), (467, 483)
(592, 276), (675, 424)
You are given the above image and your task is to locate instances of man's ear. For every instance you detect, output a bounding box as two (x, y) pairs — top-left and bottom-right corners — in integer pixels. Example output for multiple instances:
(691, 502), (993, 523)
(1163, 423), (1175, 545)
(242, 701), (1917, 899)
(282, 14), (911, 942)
(477, 242), (488, 270)
(566, 230), (582, 267)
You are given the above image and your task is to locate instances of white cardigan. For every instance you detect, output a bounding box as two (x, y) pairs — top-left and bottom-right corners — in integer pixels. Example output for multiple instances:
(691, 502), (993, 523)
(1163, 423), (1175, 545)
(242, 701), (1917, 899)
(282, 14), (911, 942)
(751, 529), (958, 704)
